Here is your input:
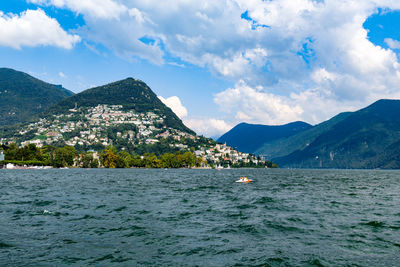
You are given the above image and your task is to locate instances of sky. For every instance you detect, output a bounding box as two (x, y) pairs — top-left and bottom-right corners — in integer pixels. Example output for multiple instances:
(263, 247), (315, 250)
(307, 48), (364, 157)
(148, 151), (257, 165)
(1, 0), (400, 138)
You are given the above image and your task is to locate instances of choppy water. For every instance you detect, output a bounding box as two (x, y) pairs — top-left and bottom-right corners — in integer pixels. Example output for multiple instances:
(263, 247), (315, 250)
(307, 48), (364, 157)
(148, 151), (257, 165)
(0, 169), (399, 266)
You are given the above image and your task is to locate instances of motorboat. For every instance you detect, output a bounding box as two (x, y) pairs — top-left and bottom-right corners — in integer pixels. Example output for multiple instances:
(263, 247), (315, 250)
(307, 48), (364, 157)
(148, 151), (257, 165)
(235, 176), (253, 183)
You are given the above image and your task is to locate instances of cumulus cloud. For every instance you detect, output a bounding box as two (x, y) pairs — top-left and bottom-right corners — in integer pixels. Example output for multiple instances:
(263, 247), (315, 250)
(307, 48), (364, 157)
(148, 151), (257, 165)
(24, 0), (400, 126)
(28, 0), (127, 19)
(158, 95), (232, 137)
(385, 38), (400, 49)
(214, 80), (303, 125)
(184, 118), (234, 138)
(158, 96), (188, 119)
(0, 9), (80, 49)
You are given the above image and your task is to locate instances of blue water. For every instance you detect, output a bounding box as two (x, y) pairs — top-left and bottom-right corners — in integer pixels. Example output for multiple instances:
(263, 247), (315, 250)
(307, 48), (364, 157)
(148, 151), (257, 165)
(0, 169), (399, 266)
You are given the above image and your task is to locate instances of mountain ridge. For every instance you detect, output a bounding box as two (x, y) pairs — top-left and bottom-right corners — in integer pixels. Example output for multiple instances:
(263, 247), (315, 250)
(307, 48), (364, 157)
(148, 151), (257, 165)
(44, 77), (194, 135)
(273, 99), (400, 169)
(0, 68), (74, 126)
(218, 121), (312, 153)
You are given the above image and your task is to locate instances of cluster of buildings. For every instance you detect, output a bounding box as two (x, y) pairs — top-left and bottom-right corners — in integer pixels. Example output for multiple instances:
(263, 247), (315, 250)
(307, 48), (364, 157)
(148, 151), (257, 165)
(2, 105), (194, 148)
(194, 143), (261, 166)
(0, 104), (264, 168)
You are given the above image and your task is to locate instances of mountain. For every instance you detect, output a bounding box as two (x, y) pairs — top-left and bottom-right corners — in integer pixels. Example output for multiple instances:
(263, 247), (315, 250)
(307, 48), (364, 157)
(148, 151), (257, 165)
(44, 78), (194, 134)
(218, 121), (312, 153)
(0, 68), (74, 126)
(254, 112), (352, 158)
(0, 77), (201, 155)
(272, 99), (400, 169)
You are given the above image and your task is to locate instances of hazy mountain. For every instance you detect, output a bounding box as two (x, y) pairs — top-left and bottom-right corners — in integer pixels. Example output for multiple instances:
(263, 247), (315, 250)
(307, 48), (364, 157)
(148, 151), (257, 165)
(217, 121), (312, 153)
(0, 68), (74, 126)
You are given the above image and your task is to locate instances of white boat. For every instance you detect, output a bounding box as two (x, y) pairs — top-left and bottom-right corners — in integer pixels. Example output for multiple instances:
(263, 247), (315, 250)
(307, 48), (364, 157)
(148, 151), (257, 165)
(235, 176), (253, 183)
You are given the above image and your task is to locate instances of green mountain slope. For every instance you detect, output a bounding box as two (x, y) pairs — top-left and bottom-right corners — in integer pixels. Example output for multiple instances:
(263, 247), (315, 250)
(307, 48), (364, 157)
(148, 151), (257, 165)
(273, 99), (400, 169)
(0, 68), (74, 126)
(217, 121), (312, 153)
(45, 78), (194, 134)
(255, 112), (352, 158)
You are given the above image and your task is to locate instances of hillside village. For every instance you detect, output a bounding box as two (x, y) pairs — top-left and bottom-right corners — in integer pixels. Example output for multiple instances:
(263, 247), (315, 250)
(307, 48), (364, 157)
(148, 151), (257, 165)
(1, 104), (267, 168)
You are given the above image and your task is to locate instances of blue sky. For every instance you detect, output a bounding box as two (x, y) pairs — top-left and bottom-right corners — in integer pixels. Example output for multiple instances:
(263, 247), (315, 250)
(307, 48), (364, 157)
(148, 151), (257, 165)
(1, 1), (400, 137)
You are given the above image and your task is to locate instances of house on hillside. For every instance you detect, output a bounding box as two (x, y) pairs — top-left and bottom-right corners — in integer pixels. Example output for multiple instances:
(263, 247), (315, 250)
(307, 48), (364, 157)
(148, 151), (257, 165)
(0, 150), (4, 161)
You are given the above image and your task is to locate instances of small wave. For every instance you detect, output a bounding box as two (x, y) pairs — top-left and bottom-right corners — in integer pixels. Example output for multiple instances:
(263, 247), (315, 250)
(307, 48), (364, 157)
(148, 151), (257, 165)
(263, 220), (304, 233)
(287, 217), (303, 223)
(111, 256), (132, 263)
(124, 225), (149, 237)
(267, 257), (285, 263)
(178, 211), (192, 218)
(308, 258), (326, 267)
(253, 196), (275, 204)
(237, 223), (259, 234)
(362, 221), (385, 228)
(13, 209), (24, 215)
(137, 209), (150, 215)
(216, 228), (238, 234)
(0, 241), (13, 248)
(91, 254), (115, 263)
(34, 200), (55, 207)
(215, 248), (240, 255)
(69, 214), (97, 221)
(62, 239), (77, 244)
(226, 211), (248, 220)
(113, 206), (127, 212)
(236, 204), (254, 210)
(61, 257), (85, 264)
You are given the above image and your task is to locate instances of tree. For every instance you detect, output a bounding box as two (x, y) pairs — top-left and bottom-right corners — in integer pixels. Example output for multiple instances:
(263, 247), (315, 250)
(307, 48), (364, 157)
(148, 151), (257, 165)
(100, 148), (119, 168)
(160, 153), (180, 168)
(79, 152), (99, 168)
(119, 151), (134, 167)
(182, 152), (196, 168)
(53, 146), (77, 167)
(143, 153), (161, 168)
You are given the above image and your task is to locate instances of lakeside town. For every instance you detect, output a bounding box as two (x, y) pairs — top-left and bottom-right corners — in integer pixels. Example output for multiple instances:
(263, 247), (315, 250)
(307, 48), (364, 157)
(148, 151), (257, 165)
(0, 104), (274, 169)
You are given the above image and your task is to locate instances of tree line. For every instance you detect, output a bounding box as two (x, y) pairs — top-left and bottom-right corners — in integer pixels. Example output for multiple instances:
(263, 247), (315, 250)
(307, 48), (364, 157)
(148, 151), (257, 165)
(0, 144), (204, 168)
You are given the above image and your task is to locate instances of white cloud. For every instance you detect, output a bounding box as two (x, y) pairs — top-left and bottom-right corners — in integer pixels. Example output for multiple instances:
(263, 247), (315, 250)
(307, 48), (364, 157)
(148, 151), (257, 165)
(214, 80), (303, 125)
(158, 95), (232, 137)
(184, 118), (234, 138)
(0, 9), (80, 49)
(385, 38), (400, 49)
(24, 0), (400, 126)
(59, 72), (67, 78)
(28, 0), (127, 19)
(158, 96), (188, 119)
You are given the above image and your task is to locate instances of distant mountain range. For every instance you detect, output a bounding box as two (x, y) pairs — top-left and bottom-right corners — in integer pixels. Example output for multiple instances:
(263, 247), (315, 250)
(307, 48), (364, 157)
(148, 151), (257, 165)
(218, 121), (312, 153)
(2, 67), (400, 169)
(0, 68), (73, 127)
(219, 99), (400, 169)
(0, 68), (267, 167)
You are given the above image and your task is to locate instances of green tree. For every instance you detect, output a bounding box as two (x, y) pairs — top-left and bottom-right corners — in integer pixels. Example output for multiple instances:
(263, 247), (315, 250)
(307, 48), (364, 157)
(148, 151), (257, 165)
(160, 153), (180, 168)
(119, 151), (134, 167)
(100, 148), (119, 168)
(53, 146), (77, 167)
(181, 151), (196, 168)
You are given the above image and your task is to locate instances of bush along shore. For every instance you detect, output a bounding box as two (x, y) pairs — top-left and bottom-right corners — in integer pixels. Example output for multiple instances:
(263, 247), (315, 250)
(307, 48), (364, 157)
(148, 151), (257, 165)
(0, 144), (278, 169)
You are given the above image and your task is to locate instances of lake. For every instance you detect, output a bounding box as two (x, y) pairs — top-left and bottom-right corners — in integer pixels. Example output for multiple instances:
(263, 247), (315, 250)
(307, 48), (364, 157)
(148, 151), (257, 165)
(0, 169), (399, 266)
